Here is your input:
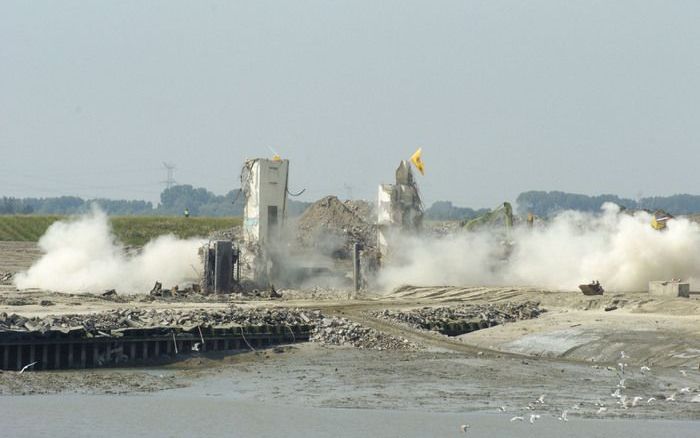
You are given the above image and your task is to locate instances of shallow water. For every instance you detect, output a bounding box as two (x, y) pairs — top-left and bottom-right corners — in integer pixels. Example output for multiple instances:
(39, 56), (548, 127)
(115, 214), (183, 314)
(0, 394), (698, 438)
(2, 345), (700, 437)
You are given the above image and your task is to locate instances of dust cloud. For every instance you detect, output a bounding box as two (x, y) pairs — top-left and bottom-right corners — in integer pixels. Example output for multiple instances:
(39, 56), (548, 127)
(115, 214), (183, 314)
(14, 209), (203, 293)
(379, 203), (700, 291)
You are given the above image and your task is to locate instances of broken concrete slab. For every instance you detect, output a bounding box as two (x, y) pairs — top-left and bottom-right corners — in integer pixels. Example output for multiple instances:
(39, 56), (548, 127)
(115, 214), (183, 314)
(649, 280), (690, 298)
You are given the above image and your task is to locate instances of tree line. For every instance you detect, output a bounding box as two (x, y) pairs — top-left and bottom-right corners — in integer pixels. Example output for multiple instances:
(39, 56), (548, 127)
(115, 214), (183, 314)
(516, 191), (700, 217)
(0, 185), (311, 217)
(3, 186), (700, 218)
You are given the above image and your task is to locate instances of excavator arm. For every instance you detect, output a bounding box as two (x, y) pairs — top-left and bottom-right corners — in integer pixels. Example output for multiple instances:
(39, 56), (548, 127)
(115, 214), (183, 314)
(462, 202), (513, 234)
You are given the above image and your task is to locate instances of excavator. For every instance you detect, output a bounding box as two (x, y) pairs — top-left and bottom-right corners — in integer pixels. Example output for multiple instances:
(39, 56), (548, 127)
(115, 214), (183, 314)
(617, 205), (673, 231)
(651, 209), (674, 231)
(461, 202), (515, 260)
(461, 202), (514, 234)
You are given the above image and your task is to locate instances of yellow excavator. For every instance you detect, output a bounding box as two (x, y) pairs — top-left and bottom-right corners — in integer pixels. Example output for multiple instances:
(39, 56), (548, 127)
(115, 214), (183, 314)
(651, 209), (674, 231)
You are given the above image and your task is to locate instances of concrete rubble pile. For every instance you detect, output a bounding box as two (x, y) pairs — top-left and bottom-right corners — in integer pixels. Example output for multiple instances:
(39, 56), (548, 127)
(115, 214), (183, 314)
(310, 316), (419, 351)
(372, 302), (544, 334)
(207, 225), (242, 242)
(0, 307), (324, 335)
(424, 221), (463, 237)
(296, 196), (377, 258)
(0, 272), (13, 284)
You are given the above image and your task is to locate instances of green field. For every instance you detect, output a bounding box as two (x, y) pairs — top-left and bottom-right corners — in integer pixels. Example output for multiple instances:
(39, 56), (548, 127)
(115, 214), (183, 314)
(0, 215), (241, 246)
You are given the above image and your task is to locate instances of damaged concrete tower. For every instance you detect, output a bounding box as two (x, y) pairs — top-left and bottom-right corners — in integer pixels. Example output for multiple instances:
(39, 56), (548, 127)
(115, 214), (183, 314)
(377, 160), (423, 260)
(241, 157), (289, 284)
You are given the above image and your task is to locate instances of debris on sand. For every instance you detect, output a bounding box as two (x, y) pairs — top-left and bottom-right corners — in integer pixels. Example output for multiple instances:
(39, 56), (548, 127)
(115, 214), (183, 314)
(0, 272), (13, 284)
(0, 307), (324, 335)
(310, 316), (419, 351)
(207, 225), (242, 242)
(149, 281), (163, 296)
(372, 302), (544, 335)
(579, 281), (604, 295)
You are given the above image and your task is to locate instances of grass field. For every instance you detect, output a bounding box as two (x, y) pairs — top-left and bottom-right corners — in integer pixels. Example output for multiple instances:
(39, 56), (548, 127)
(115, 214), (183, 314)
(0, 215), (241, 246)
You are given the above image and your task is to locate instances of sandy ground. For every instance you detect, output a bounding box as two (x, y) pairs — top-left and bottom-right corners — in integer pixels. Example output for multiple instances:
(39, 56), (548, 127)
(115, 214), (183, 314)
(0, 241), (41, 274)
(2, 241), (700, 425)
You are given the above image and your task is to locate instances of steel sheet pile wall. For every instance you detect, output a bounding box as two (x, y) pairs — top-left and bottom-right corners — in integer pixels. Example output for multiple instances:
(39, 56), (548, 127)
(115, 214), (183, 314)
(0, 323), (311, 371)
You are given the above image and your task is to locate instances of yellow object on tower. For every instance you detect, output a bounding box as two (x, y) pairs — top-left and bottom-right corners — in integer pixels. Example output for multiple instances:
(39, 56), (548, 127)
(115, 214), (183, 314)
(410, 148), (425, 175)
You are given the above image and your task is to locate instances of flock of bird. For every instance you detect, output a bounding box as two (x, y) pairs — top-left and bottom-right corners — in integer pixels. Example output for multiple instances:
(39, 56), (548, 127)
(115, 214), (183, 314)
(460, 351), (698, 433)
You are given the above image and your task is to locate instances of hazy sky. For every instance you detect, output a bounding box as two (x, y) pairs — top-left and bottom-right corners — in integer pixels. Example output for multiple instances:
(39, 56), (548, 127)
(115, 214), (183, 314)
(2, 1), (699, 207)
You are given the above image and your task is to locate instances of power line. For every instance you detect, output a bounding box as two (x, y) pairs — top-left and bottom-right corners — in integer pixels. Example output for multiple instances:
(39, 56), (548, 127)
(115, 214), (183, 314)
(162, 162), (176, 190)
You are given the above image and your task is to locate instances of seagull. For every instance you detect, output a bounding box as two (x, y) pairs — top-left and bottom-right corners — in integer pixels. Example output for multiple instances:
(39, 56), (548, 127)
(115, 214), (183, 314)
(529, 414), (540, 424)
(611, 388), (621, 398)
(666, 393), (676, 401)
(679, 387), (691, 393)
(510, 416), (524, 422)
(617, 395), (629, 409)
(640, 366), (651, 374)
(618, 363), (627, 374)
(631, 396), (643, 407)
(460, 424), (470, 433)
(558, 410), (569, 422)
(617, 378), (626, 389)
(597, 407), (607, 415)
(680, 370), (688, 377)
(620, 351), (628, 359)
(192, 342), (201, 352)
(536, 394), (545, 404)
(18, 361), (38, 374)
(647, 397), (656, 404)
(498, 406), (506, 412)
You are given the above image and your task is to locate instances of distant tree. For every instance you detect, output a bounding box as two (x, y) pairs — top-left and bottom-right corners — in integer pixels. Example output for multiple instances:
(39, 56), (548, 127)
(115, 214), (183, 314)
(287, 199), (312, 217)
(158, 185), (216, 216)
(638, 194), (700, 215)
(424, 201), (489, 221)
(516, 191), (635, 217)
(87, 199), (154, 215)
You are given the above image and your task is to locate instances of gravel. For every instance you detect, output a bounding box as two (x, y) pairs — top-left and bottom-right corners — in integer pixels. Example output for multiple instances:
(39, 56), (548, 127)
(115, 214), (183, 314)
(0, 307), (323, 335)
(310, 316), (419, 351)
(296, 196), (377, 259)
(372, 302), (544, 334)
(0, 272), (13, 285)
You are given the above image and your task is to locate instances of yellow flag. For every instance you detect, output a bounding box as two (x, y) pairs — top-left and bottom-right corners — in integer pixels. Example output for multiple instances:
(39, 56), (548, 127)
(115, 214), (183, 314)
(410, 147), (425, 175)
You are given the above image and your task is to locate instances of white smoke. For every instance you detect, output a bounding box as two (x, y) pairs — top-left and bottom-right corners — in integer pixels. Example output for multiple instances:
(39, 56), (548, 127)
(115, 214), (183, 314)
(14, 208), (203, 293)
(379, 203), (700, 291)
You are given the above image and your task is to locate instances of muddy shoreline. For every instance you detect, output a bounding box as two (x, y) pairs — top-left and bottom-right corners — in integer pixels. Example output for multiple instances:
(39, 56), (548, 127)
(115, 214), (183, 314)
(2, 241), (700, 426)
